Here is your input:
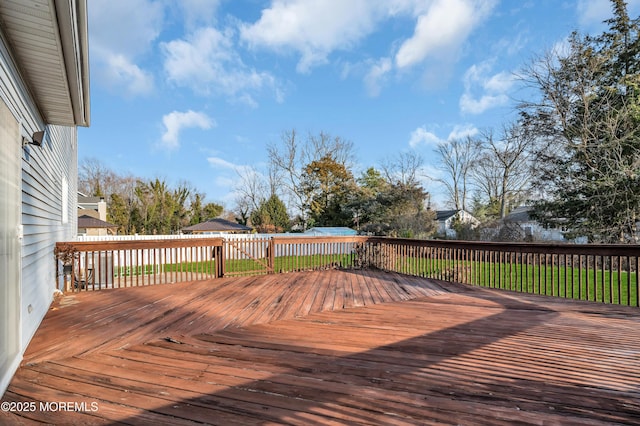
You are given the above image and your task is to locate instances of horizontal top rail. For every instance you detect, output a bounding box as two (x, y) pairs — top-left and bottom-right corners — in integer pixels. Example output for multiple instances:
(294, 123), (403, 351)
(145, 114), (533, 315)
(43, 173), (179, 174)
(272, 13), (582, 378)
(58, 237), (225, 252)
(366, 237), (640, 256)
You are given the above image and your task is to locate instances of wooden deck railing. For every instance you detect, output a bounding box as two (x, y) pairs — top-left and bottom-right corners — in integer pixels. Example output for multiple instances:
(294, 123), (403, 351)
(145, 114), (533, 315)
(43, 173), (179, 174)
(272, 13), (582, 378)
(365, 238), (640, 307)
(55, 238), (225, 291)
(55, 236), (640, 307)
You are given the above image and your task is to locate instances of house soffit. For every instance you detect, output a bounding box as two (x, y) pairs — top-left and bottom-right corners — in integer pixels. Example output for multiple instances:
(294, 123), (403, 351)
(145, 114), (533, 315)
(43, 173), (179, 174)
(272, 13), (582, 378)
(0, 0), (89, 127)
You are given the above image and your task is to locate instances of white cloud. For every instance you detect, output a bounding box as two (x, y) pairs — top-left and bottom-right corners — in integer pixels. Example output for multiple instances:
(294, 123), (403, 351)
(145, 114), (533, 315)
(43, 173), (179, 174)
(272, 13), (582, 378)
(207, 156), (240, 170)
(101, 54), (154, 96)
(408, 123), (479, 149)
(239, 0), (493, 73)
(89, 0), (163, 96)
(240, 0), (380, 73)
(162, 27), (281, 106)
(459, 61), (514, 115)
(238, 0), (497, 96)
(459, 93), (508, 115)
(207, 156), (257, 176)
(409, 126), (443, 148)
(395, 0), (497, 69)
(364, 57), (392, 97)
(447, 124), (479, 141)
(160, 110), (215, 151)
(177, 0), (221, 29)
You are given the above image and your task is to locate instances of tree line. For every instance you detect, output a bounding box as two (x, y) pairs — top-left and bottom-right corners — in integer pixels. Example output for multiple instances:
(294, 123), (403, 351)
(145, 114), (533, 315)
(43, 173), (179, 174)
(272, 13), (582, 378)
(78, 158), (223, 235)
(80, 141), (437, 238)
(233, 130), (436, 237)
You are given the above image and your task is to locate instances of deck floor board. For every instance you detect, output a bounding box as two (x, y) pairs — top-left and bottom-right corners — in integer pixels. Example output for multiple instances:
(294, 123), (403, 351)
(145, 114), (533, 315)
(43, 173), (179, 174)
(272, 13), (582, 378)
(2, 269), (640, 425)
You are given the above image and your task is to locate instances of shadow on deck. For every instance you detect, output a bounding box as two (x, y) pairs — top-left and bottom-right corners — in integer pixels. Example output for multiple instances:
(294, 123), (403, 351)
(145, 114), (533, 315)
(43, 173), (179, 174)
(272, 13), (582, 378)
(2, 269), (640, 425)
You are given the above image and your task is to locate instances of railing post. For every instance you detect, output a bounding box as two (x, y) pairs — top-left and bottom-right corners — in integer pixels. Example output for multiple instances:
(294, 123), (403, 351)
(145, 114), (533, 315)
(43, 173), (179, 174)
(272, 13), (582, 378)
(268, 238), (275, 273)
(215, 243), (225, 278)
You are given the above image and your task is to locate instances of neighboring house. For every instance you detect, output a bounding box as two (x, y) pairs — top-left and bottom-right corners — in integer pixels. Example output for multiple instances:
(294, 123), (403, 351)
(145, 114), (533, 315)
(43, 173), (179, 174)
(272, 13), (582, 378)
(77, 215), (118, 237)
(303, 227), (357, 236)
(436, 210), (479, 238)
(0, 1), (90, 396)
(503, 206), (577, 242)
(182, 218), (253, 234)
(77, 193), (114, 235)
(78, 192), (107, 221)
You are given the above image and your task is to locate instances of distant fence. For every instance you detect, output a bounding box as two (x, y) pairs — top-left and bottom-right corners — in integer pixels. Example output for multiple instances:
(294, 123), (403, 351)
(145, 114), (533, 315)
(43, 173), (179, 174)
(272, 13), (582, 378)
(56, 236), (640, 307)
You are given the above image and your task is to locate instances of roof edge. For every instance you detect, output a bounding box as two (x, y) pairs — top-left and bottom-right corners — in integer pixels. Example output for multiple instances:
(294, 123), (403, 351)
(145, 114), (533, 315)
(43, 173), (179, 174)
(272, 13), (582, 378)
(54, 0), (90, 127)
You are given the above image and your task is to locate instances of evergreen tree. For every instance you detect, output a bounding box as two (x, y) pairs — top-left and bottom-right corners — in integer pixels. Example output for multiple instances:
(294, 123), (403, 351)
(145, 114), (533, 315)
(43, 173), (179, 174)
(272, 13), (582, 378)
(525, 0), (640, 242)
(251, 194), (290, 233)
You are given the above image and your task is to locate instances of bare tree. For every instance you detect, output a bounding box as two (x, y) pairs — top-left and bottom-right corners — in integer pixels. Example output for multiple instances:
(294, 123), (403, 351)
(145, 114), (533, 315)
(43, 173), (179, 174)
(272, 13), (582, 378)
(266, 161), (282, 198)
(268, 129), (355, 229)
(380, 151), (424, 187)
(434, 137), (479, 211)
(78, 157), (136, 200)
(234, 166), (268, 212)
(472, 124), (536, 218)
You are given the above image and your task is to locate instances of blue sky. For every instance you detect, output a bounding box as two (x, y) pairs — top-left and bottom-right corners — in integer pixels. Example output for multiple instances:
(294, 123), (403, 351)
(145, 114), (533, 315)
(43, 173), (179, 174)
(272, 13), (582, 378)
(79, 0), (640, 209)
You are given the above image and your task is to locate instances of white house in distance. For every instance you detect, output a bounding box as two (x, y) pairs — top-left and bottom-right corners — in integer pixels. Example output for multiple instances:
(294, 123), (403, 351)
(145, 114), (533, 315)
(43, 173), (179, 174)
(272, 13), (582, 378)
(0, 1), (90, 396)
(436, 209), (480, 238)
(502, 206), (588, 243)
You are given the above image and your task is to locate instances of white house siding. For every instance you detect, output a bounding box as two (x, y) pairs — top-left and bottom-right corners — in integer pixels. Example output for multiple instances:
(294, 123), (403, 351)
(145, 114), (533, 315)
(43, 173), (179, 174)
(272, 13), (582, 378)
(0, 35), (77, 395)
(21, 124), (77, 342)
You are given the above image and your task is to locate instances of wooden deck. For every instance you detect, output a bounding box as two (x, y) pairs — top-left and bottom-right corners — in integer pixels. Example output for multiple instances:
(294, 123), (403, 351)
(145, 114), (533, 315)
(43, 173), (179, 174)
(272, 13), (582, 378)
(2, 269), (640, 425)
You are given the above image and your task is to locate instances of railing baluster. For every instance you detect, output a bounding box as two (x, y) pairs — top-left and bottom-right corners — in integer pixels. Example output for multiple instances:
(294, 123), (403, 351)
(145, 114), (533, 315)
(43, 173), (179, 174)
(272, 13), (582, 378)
(520, 251), (525, 293)
(587, 255), (598, 302)
(578, 254), (583, 300)
(563, 254), (568, 298)
(538, 252), (542, 294)
(629, 255), (640, 307)
(636, 256), (639, 307)
(598, 255), (604, 303)
(617, 255), (622, 304)
(626, 255), (631, 306)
